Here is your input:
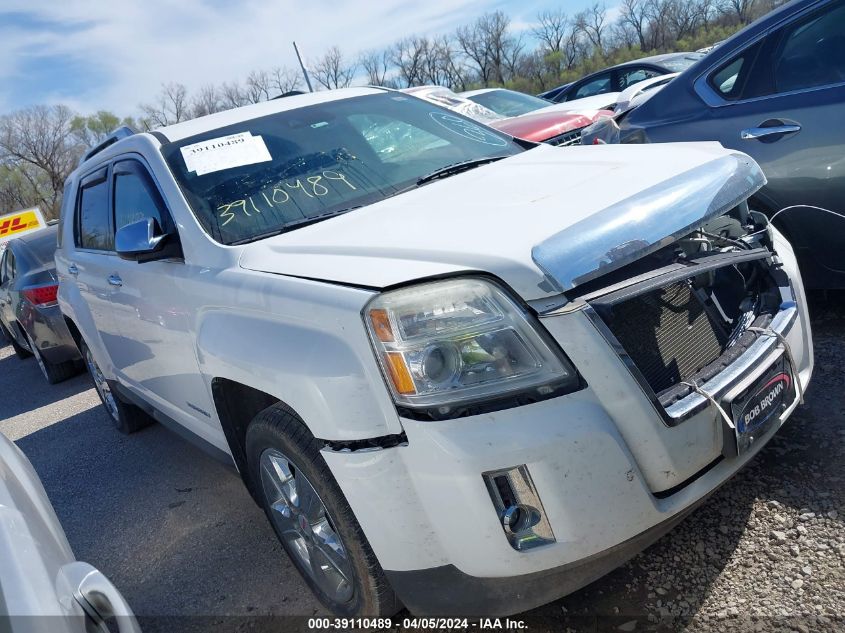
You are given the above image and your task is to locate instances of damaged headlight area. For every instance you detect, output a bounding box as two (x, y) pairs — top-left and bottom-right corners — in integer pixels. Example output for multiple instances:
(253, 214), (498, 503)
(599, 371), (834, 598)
(365, 278), (580, 420)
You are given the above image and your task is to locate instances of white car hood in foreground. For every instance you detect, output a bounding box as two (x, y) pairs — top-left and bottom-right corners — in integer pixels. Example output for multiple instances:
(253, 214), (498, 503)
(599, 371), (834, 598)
(240, 142), (765, 300)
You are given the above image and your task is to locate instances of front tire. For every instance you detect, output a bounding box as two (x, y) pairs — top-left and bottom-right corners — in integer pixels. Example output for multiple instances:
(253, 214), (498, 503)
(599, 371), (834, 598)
(80, 339), (152, 434)
(245, 404), (401, 617)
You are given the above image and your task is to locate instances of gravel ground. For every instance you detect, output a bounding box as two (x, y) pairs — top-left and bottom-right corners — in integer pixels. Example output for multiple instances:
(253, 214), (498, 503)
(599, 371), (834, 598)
(528, 293), (845, 632)
(2, 294), (844, 632)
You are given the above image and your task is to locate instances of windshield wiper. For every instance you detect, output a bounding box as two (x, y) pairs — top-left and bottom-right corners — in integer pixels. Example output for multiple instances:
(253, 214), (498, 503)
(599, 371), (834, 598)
(415, 156), (508, 186)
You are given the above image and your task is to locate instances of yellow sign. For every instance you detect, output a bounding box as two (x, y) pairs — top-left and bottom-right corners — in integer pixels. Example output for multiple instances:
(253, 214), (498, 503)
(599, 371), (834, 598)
(0, 207), (47, 243)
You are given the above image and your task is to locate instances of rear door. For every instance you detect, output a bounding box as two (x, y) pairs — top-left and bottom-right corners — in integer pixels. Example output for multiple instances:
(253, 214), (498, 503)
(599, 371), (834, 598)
(69, 166), (125, 369)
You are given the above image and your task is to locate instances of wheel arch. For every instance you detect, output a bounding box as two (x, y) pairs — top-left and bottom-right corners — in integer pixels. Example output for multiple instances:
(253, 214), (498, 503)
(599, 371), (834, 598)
(210, 378), (285, 503)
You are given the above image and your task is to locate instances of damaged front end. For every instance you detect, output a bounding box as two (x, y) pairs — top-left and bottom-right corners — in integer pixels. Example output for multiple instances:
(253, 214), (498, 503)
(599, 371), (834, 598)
(533, 150), (804, 442)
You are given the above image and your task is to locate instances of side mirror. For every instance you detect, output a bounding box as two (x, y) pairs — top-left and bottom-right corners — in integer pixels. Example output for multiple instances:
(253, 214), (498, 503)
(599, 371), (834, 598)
(115, 218), (173, 261)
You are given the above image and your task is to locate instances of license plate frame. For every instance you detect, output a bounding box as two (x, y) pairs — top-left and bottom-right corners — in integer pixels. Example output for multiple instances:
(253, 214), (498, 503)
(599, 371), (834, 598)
(728, 356), (795, 455)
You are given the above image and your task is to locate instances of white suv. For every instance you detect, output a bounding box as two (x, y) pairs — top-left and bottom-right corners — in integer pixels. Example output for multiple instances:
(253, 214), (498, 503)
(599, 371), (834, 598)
(56, 87), (813, 616)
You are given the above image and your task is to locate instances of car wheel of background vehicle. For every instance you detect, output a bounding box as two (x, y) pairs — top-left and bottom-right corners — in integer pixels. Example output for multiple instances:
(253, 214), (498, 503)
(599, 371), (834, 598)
(79, 340), (153, 434)
(4, 322), (33, 360)
(245, 404), (401, 617)
(23, 329), (79, 385)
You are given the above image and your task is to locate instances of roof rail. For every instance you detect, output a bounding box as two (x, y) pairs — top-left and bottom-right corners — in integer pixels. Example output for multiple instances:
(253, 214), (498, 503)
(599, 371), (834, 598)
(80, 126), (136, 165)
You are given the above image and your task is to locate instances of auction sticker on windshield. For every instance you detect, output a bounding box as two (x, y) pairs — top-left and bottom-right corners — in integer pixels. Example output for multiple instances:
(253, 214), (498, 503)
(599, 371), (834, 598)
(180, 132), (272, 176)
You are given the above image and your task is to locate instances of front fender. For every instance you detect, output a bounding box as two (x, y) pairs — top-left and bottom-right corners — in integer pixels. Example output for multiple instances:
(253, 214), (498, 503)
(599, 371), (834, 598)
(195, 274), (403, 441)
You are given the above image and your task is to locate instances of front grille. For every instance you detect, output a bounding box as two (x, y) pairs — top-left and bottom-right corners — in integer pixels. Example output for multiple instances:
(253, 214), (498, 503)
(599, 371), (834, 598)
(546, 127), (584, 146)
(602, 282), (728, 395)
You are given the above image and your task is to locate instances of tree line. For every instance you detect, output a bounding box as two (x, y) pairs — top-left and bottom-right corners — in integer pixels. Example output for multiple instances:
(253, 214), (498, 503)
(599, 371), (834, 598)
(1, 0), (785, 219)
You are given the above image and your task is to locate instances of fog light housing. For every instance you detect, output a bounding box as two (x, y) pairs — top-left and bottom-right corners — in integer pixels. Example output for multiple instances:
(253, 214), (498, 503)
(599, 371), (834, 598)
(483, 465), (555, 551)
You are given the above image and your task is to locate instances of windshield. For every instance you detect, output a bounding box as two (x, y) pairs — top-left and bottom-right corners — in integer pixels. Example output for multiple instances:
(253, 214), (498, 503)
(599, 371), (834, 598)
(661, 53), (705, 72)
(465, 90), (553, 117)
(162, 93), (523, 245)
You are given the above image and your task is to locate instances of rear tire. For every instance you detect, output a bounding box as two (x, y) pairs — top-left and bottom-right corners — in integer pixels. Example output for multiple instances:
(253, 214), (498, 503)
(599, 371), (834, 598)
(24, 329), (80, 385)
(4, 322), (33, 360)
(245, 404), (401, 617)
(80, 339), (153, 434)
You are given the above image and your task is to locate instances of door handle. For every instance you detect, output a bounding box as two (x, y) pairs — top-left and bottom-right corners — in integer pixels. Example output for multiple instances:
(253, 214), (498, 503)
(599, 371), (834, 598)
(58, 562), (141, 633)
(67, 263), (79, 276)
(108, 274), (123, 287)
(741, 124), (801, 140)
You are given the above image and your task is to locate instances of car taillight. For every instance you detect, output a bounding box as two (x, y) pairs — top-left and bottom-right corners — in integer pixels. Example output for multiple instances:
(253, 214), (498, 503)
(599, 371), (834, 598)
(22, 284), (58, 307)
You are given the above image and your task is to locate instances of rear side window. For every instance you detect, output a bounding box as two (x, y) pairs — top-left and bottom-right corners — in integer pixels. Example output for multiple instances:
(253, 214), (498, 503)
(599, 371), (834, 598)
(772, 0), (845, 94)
(77, 171), (113, 251)
(572, 74), (612, 100)
(714, 0), (845, 100)
(617, 67), (661, 90)
(113, 161), (170, 233)
(708, 41), (763, 100)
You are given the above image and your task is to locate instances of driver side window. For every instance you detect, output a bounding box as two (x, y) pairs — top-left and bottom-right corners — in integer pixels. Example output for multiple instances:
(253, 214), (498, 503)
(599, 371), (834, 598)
(113, 161), (171, 233)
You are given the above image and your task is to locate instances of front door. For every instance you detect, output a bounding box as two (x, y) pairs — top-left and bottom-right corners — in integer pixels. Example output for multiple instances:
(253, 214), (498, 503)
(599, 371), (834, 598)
(106, 158), (213, 434)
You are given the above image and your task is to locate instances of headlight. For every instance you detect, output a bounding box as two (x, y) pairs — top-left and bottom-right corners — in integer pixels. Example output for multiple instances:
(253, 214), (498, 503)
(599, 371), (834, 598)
(364, 278), (579, 417)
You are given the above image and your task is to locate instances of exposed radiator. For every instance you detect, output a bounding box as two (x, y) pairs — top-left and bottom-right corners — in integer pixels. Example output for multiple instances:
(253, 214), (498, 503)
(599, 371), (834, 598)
(602, 282), (728, 395)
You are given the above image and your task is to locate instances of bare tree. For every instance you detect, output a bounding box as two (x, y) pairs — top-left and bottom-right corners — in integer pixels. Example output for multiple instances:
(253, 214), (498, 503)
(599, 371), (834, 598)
(575, 3), (609, 54)
(722, 0), (756, 22)
(270, 66), (302, 95)
(245, 70), (272, 103)
(619, 0), (651, 49)
(457, 11), (524, 85)
(391, 37), (428, 87)
(0, 105), (82, 218)
(311, 46), (357, 89)
(191, 85), (224, 117)
(139, 82), (190, 129)
(533, 9), (570, 55)
(359, 49), (392, 86)
(220, 82), (249, 109)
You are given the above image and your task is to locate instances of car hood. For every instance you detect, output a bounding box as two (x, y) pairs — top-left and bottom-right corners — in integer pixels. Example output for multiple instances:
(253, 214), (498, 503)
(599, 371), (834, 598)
(489, 111), (595, 142)
(239, 142), (765, 300)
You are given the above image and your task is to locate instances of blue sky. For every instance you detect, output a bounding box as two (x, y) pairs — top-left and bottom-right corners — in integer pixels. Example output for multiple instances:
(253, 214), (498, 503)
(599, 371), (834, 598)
(0, 0), (606, 116)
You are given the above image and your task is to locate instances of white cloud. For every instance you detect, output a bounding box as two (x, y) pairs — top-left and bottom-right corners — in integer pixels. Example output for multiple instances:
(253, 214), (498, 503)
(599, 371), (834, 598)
(0, 0), (500, 115)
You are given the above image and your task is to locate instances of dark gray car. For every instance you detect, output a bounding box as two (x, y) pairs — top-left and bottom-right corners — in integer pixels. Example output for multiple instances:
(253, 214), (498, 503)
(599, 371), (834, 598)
(603, 0), (845, 289)
(540, 52), (705, 103)
(0, 226), (82, 383)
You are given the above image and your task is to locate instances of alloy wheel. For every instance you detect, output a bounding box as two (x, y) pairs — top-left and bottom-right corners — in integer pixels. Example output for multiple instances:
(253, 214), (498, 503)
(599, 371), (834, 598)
(259, 448), (355, 604)
(84, 346), (119, 421)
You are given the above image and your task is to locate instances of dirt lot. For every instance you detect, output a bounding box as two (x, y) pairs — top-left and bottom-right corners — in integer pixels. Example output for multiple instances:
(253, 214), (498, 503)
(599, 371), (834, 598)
(2, 294), (844, 633)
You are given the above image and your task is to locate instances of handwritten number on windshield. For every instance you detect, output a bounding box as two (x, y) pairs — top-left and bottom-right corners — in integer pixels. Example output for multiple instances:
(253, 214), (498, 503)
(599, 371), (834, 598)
(217, 170), (357, 225)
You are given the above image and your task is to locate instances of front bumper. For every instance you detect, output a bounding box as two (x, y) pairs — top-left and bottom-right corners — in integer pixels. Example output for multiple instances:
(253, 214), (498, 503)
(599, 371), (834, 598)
(321, 232), (813, 616)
